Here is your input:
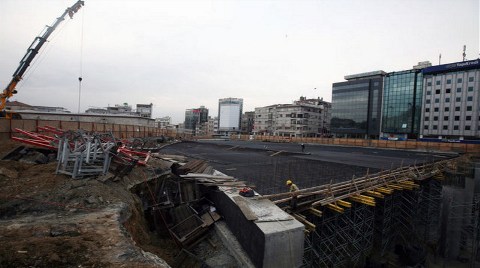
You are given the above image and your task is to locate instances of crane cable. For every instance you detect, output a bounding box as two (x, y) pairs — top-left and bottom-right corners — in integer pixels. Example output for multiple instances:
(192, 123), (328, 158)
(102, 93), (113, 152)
(77, 5), (85, 114)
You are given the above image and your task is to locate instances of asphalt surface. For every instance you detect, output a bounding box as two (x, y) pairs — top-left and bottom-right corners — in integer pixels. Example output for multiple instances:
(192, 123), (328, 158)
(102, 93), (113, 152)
(160, 140), (457, 195)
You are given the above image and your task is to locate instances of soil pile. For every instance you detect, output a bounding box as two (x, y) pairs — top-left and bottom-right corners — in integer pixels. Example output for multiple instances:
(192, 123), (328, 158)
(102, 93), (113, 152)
(0, 141), (175, 267)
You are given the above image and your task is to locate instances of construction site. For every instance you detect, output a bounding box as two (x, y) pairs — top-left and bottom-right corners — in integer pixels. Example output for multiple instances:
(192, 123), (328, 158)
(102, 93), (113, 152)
(0, 122), (479, 267)
(1, 1), (479, 267)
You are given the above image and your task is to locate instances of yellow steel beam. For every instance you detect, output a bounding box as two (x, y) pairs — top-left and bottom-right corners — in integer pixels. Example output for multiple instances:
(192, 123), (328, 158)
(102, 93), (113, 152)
(376, 187), (393, 194)
(337, 200), (352, 208)
(387, 184), (404, 190)
(349, 195), (376, 206)
(364, 190), (384, 199)
(308, 207), (323, 217)
(326, 203), (344, 213)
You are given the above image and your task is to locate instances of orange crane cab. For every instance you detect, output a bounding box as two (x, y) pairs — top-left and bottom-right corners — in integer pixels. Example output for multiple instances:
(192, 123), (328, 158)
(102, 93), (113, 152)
(0, 0), (85, 119)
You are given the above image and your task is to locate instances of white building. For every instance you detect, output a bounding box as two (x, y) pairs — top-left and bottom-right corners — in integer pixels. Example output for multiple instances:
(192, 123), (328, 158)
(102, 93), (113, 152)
(136, 103), (153, 118)
(218, 98), (243, 134)
(420, 59), (480, 141)
(254, 96), (331, 137)
(155, 116), (171, 128)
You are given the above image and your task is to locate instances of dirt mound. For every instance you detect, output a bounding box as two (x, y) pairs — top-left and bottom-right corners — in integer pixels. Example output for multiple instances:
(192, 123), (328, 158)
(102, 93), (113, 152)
(0, 141), (175, 267)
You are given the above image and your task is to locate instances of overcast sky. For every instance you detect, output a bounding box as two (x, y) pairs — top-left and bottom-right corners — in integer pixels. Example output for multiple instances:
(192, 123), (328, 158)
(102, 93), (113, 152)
(0, 0), (478, 123)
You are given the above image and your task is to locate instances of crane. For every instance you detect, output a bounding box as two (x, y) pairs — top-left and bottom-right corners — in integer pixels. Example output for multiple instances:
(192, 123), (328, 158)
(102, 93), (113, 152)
(0, 0), (85, 118)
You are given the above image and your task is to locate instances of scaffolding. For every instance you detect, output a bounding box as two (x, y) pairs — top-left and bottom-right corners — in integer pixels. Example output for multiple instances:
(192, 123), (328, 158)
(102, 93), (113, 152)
(273, 157), (468, 267)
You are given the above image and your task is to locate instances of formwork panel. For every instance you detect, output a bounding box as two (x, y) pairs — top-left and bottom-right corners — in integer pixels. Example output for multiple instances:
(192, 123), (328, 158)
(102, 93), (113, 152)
(104, 124), (113, 132)
(38, 120), (60, 129)
(92, 123), (101, 132)
(21, 120), (36, 132)
(79, 122), (93, 131)
(61, 121), (80, 131)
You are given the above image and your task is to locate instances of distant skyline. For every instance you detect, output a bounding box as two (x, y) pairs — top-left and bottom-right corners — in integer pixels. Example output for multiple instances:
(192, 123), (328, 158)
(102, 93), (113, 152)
(0, 0), (478, 124)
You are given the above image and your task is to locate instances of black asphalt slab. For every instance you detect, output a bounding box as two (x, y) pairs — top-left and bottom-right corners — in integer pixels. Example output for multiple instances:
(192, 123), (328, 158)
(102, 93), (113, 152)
(159, 140), (457, 195)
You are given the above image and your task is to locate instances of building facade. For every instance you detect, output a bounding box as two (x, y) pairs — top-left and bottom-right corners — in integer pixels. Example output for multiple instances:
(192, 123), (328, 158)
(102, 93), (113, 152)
(254, 97), (331, 137)
(136, 103), (153, 118)
(381, 63), (430, 140)
(420, 59), (480, 141)
(184, 106), (209, 136)
(240, 111), (255, 134)
(331, 71), (385, 139)
(218, 98), (243, 134)
(155, 116), (171, 129)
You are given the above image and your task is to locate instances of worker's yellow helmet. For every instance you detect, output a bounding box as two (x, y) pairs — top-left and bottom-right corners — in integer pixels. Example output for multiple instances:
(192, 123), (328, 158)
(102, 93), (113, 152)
(286, 180), (292, 185)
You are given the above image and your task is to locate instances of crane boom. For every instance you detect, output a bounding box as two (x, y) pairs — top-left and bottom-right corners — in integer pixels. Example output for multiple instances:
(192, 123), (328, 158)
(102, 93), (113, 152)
(0, 0), (85, 116)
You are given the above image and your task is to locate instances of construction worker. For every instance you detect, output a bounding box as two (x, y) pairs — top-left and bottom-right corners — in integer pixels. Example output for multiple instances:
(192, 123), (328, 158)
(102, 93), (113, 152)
(286, 179), (299, 209)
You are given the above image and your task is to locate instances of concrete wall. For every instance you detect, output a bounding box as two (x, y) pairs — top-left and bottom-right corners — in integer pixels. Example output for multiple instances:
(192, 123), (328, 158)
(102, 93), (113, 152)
(208, 188), (304, 268)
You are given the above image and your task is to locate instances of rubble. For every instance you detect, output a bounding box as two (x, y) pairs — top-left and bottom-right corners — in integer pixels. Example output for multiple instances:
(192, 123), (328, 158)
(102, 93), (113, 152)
(0, 138), (240, 267)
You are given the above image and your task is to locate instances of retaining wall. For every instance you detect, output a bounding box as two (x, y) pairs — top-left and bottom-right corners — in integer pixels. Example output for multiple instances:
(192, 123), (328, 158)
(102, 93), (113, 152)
(230, 134), (480, 154)
(0, 118), (177, 141)
(208, 188), (304, 268)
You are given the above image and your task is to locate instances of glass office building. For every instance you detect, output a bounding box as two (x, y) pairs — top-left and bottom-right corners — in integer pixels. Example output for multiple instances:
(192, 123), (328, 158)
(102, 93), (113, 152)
(331, 71), (385, 138)
(381, 70), (423, 139)
(184, 106), (209, 135)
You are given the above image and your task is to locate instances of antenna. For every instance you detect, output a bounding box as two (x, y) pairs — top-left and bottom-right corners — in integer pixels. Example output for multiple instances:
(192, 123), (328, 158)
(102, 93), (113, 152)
(439, 53), (441, 65)
(463, 45), (466, 61)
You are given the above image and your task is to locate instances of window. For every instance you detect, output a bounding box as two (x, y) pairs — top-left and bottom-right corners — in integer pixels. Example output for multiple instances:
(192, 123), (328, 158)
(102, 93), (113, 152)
(433, 125), (438, 130)
(455, 116), (460, 121)
(445, 107), (449, 112)
(465, 125), (471, 130)
(426, 99), (431, 104)
(427, 91), (431, 95)
(434, 107), (439, 112)
(469, 77), (474, 82)
(427, 81), (432, 86)
(468, 86), (474, 92)
(446, 88), (451, 93)
(454, 125), (459, 130)
(466, 116), (472, 120)
(445, 97), (450, 103)
(468, 96), (473, 101)
(455, 107), (461, 111)
(433, 116), (439, 121)
(457, 78), (463, 83)
(457, 88), (462, 93)
(467, 106), (472, 111)
(456, 97), (461, 102)
(444, 116), (449, 120)
(436, 80), (441, 85)
(435, 99), (440, 103)
(443, 125), (448, 130)
(424, 125), (429, 130)
(447, 79), (452, 84)
(426, 108), (430, 112)
(424, 116), (429, 121)
(435, 89), (441, 94)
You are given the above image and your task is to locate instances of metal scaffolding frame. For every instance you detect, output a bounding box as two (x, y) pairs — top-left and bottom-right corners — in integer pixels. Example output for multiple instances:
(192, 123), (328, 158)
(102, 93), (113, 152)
(417, 178), (443, 245)
(56, 131), (116, 178)
(303, 203), (374, 267)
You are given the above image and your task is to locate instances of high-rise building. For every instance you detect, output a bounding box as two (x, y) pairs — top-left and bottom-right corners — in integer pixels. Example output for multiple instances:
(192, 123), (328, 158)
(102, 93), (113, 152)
(331, 71), (385, 138)
(184, 106), (209, 136)
(381, 62), (430, 140)
(254, 96), (330, 137)
(218, 98), (243, 134)
(420, 59), (480, 140)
